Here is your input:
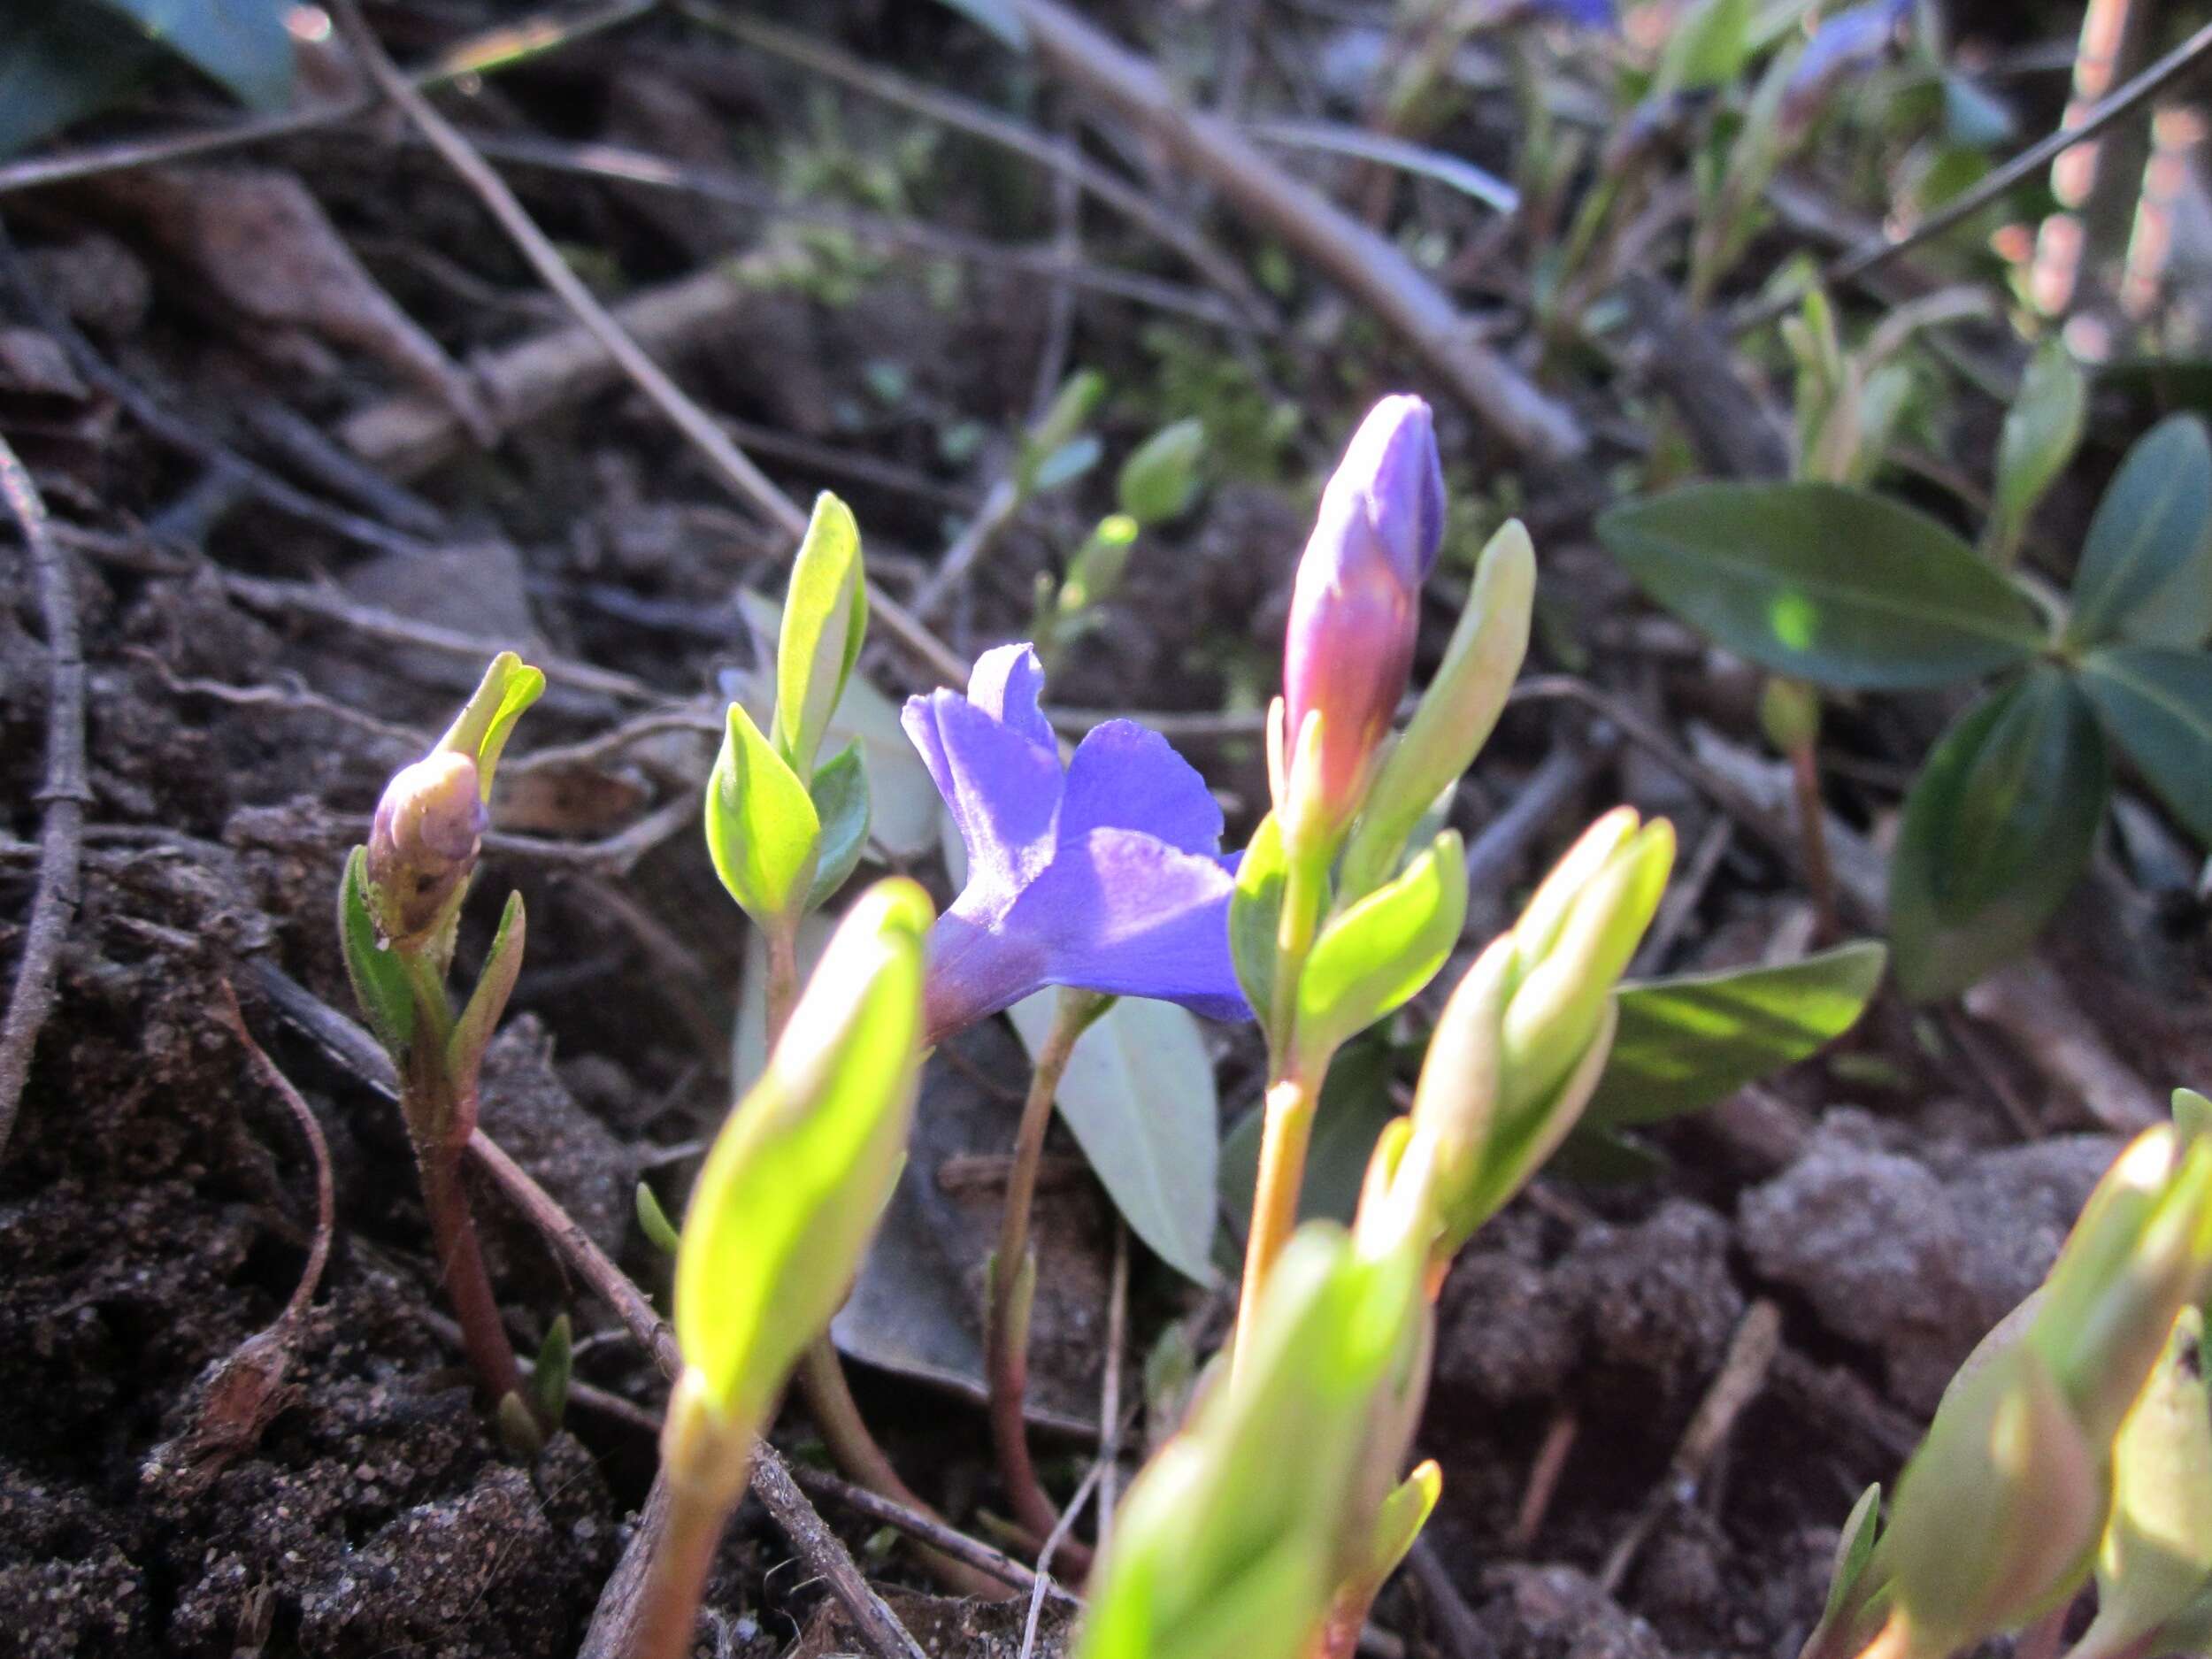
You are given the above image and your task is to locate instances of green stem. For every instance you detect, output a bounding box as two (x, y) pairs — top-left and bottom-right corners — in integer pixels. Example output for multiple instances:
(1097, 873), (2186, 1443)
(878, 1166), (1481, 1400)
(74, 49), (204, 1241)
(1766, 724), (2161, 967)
(984, 988), (1099, 1561)
(1232, 1073), (1317, 1379)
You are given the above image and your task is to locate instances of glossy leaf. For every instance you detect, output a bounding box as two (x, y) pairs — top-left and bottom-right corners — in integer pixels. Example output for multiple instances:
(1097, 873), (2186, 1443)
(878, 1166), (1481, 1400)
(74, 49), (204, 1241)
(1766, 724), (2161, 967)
(448, 891), (526, 1086)
(2070, 416), (2212, 648)
(1007, 993), (1219, 1283)
(2078, 646), (2212, 847)
(736, 593), (941, 859)
(1586, 941), (1888, 1126)
(105, 0), (292, 108)
(704, 702), (820, 926)
(803, 741), (872, 911)
(1890, 668), (2109, 1002)
(1989, 340), (2085, 563)
(1294, 833), (1467, 1074)
(1597, 482), (2045, 688)
(339, 845), (417, 1057)
(774, 492), (868, 774)
(674, 880), (932, 1425)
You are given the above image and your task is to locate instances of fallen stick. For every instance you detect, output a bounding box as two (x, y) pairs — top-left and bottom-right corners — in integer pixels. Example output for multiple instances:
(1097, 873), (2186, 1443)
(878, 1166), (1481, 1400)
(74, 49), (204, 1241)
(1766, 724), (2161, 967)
(0, 434), (86, 1164)
(1005, 0), (1586, 464)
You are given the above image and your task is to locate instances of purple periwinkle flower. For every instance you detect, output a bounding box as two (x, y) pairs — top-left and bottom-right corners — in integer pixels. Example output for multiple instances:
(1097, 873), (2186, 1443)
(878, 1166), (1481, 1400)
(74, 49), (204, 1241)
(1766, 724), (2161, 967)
(902, 645), (1251, 1045)
(1280, 396), (1446, 842)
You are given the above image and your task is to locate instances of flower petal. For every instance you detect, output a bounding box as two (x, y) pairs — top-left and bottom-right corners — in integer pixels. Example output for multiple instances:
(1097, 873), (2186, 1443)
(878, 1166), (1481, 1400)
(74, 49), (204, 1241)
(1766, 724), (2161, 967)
(1006, 827), (1250, 1021)
(921, 901), (1052, 1047)
(901, 690), (1064, 904)
(1061, 720), (1225, 856)
(967, 643), (1056, 752)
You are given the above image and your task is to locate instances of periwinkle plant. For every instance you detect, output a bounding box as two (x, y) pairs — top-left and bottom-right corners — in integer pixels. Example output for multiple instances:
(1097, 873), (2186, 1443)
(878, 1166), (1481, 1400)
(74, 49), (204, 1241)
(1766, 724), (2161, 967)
(341, 651), (542, 1433)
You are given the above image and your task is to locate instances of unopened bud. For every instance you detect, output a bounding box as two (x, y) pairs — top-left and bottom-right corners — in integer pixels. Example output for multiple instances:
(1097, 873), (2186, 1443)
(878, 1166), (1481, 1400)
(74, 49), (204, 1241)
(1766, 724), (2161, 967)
(1881, 1345), (2105, 1659)
(1406, 811), (1671, 1253)
(365, 750), (487, 948)
(1279, 396), (1445, 843)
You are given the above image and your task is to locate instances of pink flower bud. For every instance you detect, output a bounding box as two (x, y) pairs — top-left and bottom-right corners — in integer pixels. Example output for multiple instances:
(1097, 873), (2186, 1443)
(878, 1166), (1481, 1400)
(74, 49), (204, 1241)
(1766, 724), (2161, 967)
(366, 750), (488, 946)
(1281, 396), (1445, 842)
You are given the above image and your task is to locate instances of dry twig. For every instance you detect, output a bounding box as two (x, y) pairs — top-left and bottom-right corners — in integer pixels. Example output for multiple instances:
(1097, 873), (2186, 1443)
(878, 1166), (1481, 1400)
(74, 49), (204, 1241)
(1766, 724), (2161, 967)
(0, 434), (86, 1164)
(1005, 0), (1586, 463)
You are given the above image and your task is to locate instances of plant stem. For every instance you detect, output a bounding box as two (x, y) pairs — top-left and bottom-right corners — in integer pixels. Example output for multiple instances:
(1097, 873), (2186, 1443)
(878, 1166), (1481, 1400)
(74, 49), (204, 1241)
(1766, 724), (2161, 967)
(420, 1136), (527, 1407)
(1232, 1072), (1317, 1378)
(1787, 741), (1837, 944)
(985, 989), (1096, 1559)
(765, 922), (801, 1043)
(399, 956), (526, 1409)
(630, 1473), (745, 1659)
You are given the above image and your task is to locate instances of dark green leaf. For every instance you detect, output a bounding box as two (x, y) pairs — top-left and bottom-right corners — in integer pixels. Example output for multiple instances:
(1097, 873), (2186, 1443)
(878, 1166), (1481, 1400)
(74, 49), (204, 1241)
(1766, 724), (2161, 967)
(2077, 645), (2212, 846)
(1890, 669), (2109, 1001)
(1585, 941), (1888, 1126)
(1548, 1125), (1669, 1185)
(105, 0), (293, 108)
(2070, 415), (2212, 647)
(0, 10), (151, 158)
(803, 741), (872, 911)
(1597, 482), (2045, 688)
(338, 846), (415, 1057)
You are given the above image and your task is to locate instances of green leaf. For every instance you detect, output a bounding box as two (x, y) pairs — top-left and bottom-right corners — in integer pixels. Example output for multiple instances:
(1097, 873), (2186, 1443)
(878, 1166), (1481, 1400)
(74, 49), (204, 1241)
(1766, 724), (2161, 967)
(0, 1), (293, 158)
(448, 891), (526, 1087)
(1117, 419), (1207, 526)
(532, 1313), (573, 1429)
(1890, 669), (2109, 1001)
(1028, 434), (1103, 496)
(1548, 1125), (1669, 1185)
(2077, 645), (2212, 846)
(1597, 482), (2046, 689)
(704, 702), (820, 926)
(803, 741), (872, 911)
(339, 846), (416, 1057)
(636, 1180), (681, 1255)
(1007, 993), (1219, 1284)
(435, 651), (547, 798)
(108, 0), (292, 108)
(1585, 941), (1888, 1126)
(1230, 813), (1290, 1048)
(2070, 416), (2212, 648)
(774, 493), (867, 774)
(1654, 0), (1752, 94)
(674, 880), (931, 1426)
(2177, 1087), (2212, 1140)
(1824, 1485), (1886, 1628)
(1295, 833), (1468, 1074)
(1989, 340), (2085, 563)
(1341, 519), (1534, 903)
(737, 591), (941, 860)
